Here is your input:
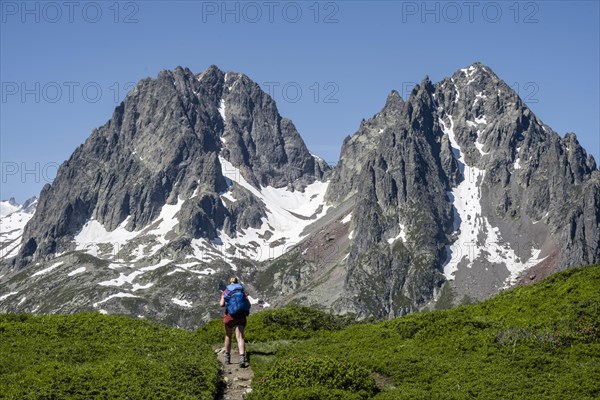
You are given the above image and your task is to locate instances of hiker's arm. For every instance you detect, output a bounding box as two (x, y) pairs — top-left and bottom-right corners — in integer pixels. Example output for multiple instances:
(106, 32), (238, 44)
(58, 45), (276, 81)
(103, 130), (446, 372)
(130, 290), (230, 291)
(219, 291), (225, 307)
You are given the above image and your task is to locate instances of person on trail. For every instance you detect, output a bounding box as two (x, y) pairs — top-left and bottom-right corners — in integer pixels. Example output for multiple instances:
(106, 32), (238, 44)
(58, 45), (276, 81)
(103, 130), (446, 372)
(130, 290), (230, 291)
(220, 276), (250, 368)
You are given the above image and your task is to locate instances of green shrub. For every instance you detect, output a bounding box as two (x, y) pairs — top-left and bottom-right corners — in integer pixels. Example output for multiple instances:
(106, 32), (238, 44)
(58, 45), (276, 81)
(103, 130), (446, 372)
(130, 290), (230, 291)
(196, 304), (357, 344)
(250, 265), (600, 399)
(247, 304), (357, 342)
(196, 318), (225, 345)
(0, 313), (219, 399)
(247, 355), (378, 400)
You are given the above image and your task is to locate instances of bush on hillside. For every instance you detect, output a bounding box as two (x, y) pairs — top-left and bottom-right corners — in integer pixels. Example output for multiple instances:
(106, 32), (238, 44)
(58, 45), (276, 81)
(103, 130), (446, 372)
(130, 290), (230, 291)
(250, 265), (600, 399)
(0, 313), (219, 399)
(247, 355), (378, 400)
(197, 304), (357, 344)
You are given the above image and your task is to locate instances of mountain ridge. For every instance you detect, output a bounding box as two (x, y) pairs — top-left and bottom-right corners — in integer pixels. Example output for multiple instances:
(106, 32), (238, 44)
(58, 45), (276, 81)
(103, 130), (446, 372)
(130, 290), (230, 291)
(1, 62), (598, 327)
(258, 61), (599, 318)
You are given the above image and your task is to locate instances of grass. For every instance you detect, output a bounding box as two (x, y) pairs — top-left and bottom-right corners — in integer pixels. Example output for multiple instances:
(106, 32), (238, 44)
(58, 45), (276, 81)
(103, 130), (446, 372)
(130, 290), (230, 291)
(247, 355), (378, 400)
(246, 264), (600, 399)
(197, 303), (362, 383)
(0, 313), (219, 399)
(1, 265), (598, 399)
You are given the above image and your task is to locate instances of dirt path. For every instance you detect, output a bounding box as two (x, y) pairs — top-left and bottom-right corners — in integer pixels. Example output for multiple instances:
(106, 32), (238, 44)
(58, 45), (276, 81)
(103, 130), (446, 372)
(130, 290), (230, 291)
(215, 348), (254, 400)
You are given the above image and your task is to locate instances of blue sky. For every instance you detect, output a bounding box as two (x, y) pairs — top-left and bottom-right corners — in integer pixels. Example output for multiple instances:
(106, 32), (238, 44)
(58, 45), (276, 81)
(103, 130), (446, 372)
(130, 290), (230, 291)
(1, 0), (599, 202)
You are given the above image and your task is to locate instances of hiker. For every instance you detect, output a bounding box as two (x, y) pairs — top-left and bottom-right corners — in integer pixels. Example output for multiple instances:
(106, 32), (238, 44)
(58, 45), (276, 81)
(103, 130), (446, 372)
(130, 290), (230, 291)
(220, 276), (251, 368)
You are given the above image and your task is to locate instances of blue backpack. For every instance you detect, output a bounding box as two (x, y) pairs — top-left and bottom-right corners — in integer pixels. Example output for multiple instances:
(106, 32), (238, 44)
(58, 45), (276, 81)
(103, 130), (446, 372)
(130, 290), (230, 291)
(224, 283), (251, 317)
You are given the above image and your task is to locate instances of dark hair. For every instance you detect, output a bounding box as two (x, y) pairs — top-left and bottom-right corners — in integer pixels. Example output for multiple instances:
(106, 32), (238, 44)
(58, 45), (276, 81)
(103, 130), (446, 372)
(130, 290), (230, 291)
(229, 276), (239, 284)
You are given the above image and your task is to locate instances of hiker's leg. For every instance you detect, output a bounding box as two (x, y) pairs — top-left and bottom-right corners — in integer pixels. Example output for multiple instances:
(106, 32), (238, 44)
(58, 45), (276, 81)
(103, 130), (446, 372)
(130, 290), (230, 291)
(235, 325), (245, 355)
(236, 325), (247, 367)
(224, 325), (233, 353)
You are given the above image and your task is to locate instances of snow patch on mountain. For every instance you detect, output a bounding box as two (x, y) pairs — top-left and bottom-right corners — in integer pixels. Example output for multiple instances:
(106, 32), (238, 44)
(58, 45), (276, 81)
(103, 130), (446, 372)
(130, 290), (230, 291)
(215, 156), (330, 261)
(341, 213), (352, 224)
(67, 267), (86, 276)
(461, 65), (478, 85)
(439, 113), (543, 282)
(0, 198), (37, 259)
(172, 298), (192, 308)
(387, 221), (408, 244)
(451, 78), (460, 103)
(0, 201), (19, 217)
(474, 140), (488, 156)
(98, 270), (144, 288)
(32, 262), (64, 277)
(474, 115), (487, 125)
(513, 146), (522, 170)
(74, 198), (185, 257)
(440, 114), (485, 278)
(473, 91), (487, 106)
(132, 282), (154, 291)
(466, 117), (489, 156)
(219, 98), (226, 121)
(514, 158), (522, 170)
(0, 291), (19, 301)
(74, 217), (138, 253)
(93, 293), (140, 308)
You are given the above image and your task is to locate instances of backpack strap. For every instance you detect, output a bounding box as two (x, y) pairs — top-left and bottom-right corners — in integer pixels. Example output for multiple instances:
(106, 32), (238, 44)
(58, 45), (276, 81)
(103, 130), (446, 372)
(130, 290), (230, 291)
(224, 287), (244, 301)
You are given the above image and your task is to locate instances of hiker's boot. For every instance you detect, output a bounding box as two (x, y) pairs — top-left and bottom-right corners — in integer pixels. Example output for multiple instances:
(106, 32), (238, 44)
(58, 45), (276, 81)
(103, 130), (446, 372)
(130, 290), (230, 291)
(224, 352), (231, 365)
(240, 354), (248, 368)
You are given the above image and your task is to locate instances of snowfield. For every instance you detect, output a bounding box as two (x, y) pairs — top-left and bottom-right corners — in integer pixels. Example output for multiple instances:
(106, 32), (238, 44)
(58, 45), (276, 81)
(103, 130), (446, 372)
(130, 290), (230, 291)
(213, 156), (330, 262)
(0, 200), (36, 259)
(439, 113), (543, 285)
(70, 156), (330, 267)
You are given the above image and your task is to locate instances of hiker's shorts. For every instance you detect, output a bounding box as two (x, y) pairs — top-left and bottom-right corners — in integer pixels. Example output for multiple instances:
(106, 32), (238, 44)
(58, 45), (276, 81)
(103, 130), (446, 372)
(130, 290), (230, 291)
(223, 313), (247, 329)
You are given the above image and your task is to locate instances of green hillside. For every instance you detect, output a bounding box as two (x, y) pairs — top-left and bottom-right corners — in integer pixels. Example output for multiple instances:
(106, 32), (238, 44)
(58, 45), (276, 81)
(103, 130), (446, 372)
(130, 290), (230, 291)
(244, 265), (600, 399)
(0, 313), (219, 399)
(1, 265), (598, 399)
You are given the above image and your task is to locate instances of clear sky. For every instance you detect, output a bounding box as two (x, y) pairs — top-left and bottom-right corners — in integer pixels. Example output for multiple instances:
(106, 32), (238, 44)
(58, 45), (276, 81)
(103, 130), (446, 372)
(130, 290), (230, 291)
(1, 0), (599, 202)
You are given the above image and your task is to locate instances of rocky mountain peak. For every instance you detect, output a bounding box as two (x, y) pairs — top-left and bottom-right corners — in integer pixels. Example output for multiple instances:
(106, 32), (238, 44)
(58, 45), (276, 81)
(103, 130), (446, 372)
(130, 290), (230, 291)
(1, 63), (598, 328)
(451, 62), (499, 84)
(317, 62), (600, 318)
(21, 197), (38, 214)
(383, 90), (404, 110)
(13, 65), (328, 266)
(7, 198), (18, 207)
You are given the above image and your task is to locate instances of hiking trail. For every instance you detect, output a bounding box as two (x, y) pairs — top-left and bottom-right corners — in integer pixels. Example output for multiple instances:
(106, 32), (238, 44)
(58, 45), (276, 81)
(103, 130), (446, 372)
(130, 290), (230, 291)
(215, 348), (254, 399)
